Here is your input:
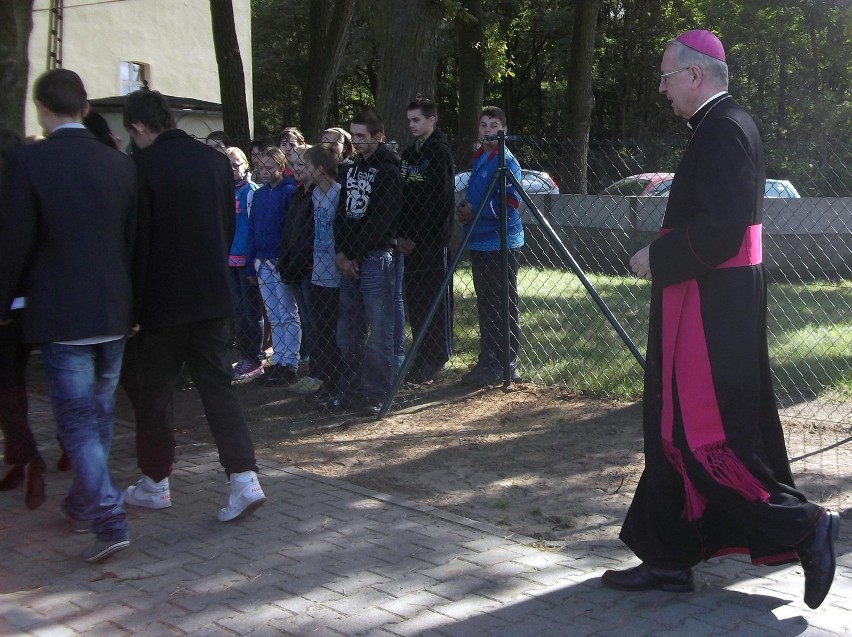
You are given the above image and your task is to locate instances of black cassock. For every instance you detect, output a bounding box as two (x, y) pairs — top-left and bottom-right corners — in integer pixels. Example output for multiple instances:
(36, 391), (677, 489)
(620, 94), (822, 569)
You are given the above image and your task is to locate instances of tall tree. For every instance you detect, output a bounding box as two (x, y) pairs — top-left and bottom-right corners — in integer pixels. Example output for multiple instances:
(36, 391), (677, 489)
(455, 0), (485, 164)
(0, 0), (34, 133)
(301, 0), (357, 141)
(371, 0), (446, 144)
(210, 0), (251, 147)
(563, 0), (601, 194)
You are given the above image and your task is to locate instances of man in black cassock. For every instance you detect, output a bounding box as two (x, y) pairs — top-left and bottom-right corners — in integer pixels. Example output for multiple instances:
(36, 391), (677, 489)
(602, 29), (839, 610)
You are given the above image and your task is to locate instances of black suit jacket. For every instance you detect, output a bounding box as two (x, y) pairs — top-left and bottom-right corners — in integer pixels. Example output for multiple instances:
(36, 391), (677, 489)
(0, 127), (137, 343)
(131, 129), (235, 329)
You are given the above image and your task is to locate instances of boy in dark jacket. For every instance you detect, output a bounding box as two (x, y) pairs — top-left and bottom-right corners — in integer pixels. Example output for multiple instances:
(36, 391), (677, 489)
(328, 111), (403, 415)
(397, 98), (455, 383)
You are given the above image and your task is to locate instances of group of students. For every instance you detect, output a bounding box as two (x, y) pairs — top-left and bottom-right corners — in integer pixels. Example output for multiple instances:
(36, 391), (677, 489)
(222, 101), (527, 416)
(0, 71), (529, 564)
(0, 71), (269, 563)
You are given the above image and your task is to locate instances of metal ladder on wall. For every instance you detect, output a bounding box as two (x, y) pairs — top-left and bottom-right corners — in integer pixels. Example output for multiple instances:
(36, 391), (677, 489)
(46, 0), (64, 70)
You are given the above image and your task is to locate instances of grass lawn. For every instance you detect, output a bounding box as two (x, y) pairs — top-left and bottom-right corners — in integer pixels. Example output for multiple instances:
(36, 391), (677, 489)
(446, 264), (852, 403)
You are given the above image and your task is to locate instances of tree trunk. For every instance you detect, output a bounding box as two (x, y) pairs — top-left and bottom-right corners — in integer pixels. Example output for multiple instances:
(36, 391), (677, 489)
(0, 0), (34, 133)
(563, 0), (600, 194)
(210, 0), (251, 148)
(455, 0), (484, 167)
(372, 0), (445, 145)
(300, 0), (357, 141)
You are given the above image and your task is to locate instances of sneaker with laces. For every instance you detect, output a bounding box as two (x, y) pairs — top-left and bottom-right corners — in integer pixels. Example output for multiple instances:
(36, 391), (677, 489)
(218, 471), (266, 522)
(124, 476), (171, 509)
(83, 537), (130, 563)
(288, 376), (323, 394)
(232, 358), (264, 382)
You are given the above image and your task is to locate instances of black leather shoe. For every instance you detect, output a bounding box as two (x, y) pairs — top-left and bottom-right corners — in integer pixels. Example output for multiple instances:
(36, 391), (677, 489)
(0, 464), (26, 490)
(798, 509), (840, 609)
(602, 563), (694, 593)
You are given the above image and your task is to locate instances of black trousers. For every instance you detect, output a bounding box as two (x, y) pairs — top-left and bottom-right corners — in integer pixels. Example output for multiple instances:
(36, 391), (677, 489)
(0, 315), (36, 465)
(404, 244), (453, 374)
(308, 283), (341, 390)
(124, 318), (258, 481)
(470, 249), (520, 371)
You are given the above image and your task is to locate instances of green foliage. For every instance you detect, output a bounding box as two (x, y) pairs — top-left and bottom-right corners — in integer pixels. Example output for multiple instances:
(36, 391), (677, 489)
(250, 1), (850, 191)
(251, 0), (376, 138)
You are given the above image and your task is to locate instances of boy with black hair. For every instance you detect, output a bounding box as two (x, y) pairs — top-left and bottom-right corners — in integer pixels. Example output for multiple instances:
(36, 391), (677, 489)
(122, 89), (266, 523)
(456, 106), (524, 386)
(397, 97), (455, 383)
(328, 110), (403, 415)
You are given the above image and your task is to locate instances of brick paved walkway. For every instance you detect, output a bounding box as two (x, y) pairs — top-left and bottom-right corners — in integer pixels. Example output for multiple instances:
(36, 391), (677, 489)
(1, 396), (849, 636)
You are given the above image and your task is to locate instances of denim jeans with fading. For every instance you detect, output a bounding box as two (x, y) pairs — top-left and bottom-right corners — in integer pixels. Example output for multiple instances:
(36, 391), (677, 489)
(255, 259), (302, 368)
(41, 340), (128, 542)
(337, 250), (395, 404)
(393, 253), (406, 357)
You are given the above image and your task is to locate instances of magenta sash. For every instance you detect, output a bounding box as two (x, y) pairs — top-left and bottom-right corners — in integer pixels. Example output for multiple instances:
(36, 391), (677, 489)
(660, 224), (770, 520)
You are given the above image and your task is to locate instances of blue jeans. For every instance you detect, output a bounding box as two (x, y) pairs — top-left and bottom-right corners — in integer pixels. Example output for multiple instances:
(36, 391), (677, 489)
(337, 250), (395, 403)
(41, 340), (127, 542)
(256, 260), (302, 367)
(393, 253), (406, 357)
(229, 266), (264, 363)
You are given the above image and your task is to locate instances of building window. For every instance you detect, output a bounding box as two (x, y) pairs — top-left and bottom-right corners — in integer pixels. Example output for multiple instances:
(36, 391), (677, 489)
(120, 62), (148, 95)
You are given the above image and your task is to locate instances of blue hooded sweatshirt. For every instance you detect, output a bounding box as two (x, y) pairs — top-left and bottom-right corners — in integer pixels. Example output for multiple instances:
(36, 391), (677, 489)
(463, 146), (524, 251)
(229, 177), (260, 266)
(244, 176), (297, 277)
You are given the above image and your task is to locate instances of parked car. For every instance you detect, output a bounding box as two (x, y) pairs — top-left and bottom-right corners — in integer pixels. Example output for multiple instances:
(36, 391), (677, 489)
(602, 173), (801, 198)
(762, 179), (801, 198)
(454, 169), (560, 196)
(601, 172), (675, 197)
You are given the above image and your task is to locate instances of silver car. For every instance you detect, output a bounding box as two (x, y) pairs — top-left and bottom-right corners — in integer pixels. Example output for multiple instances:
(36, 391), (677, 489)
(455, 169), (560, 196)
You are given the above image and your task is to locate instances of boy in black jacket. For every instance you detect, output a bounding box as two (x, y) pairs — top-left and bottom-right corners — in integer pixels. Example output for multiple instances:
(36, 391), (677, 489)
(397, 98), (455, 383)
(329, 111), (403, 415)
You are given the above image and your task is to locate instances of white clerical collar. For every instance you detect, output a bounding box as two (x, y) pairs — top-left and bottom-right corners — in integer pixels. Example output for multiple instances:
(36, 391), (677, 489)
(687, 91), (729, 129)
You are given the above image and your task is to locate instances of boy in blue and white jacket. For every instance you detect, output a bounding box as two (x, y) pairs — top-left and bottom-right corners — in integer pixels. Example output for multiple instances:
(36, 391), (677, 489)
(245, 147), (300, 385)
(456, 106), (524, 386)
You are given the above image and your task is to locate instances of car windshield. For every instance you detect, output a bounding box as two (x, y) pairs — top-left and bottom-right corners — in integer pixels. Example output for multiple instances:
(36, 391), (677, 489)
(603, 178), (651, 197)
(766, 180), (800, 198)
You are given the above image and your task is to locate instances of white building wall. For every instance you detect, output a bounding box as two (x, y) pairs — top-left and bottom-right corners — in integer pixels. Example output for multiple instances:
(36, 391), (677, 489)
(25, 0), (253, 140)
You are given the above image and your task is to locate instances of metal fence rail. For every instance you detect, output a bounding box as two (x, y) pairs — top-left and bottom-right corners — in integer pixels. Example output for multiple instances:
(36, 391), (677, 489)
(233, 135), (852, 429)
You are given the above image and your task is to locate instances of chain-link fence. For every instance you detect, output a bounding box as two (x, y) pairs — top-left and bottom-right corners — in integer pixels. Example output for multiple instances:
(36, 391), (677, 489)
(230, 135), (852, 431)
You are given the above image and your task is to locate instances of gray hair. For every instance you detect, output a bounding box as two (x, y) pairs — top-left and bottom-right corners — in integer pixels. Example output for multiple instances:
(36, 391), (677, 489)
(666, 39), (729, 89)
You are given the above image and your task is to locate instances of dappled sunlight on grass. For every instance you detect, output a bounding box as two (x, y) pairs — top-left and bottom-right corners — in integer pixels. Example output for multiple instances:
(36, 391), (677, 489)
(448, 264), (850, 407)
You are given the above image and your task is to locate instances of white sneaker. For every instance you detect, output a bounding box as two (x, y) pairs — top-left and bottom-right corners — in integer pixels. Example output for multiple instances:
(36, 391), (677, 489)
(124, 476), (171, 509)
(217, 471), (266, 522)
(287, 376), (323, 394)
